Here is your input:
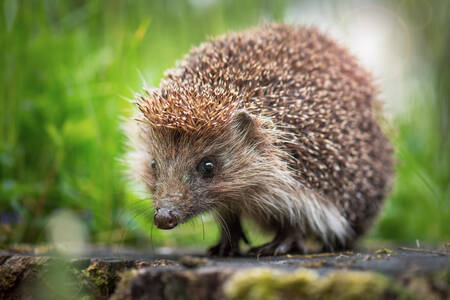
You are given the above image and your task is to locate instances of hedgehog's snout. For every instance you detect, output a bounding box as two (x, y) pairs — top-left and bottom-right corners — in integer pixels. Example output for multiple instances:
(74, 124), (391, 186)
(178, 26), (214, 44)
(154, 208), (179, 230)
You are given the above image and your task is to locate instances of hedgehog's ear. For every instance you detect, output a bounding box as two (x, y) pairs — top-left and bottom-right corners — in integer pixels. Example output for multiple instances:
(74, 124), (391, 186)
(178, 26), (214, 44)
(232, 110), (257, 140)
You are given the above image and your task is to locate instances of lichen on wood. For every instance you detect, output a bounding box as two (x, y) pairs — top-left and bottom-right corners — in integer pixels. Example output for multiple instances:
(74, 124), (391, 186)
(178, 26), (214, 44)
(224, 268), (389, 300)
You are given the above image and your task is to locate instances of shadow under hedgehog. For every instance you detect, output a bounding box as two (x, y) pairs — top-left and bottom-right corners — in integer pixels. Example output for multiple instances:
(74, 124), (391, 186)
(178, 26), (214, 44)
(125, 24), (394, 256)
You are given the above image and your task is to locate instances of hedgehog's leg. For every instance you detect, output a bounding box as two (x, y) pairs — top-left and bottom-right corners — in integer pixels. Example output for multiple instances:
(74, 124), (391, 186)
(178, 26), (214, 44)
(208, 212), (249, 257)
(249, 228), (305, 256)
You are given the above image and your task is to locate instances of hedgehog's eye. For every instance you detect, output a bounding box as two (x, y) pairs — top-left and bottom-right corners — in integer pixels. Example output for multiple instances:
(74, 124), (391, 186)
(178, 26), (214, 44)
(151, 159), (157, 174)
(197, 157), (215, 179)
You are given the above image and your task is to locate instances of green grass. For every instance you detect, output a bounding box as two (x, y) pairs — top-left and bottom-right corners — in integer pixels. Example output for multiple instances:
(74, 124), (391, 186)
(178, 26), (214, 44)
(370, 86), (450, 242)
(0, 0), (448, 248)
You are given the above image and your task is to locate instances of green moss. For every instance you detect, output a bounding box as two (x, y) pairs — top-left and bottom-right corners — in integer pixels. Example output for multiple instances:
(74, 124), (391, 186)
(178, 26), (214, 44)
(74, 260), (119, 298)
(81, 262), (114, 290)
(225, 268), (389, 300)
(375, 248), (394, 255)
(317, 271), (388, 300)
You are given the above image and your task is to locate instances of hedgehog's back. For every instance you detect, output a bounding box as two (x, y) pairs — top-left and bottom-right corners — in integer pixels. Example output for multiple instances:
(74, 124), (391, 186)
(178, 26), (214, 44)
(164, 24), (374, 114)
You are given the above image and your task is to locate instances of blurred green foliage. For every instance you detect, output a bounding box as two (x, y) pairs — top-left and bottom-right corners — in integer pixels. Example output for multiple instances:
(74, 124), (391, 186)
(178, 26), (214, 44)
(0, 0), (448, 248)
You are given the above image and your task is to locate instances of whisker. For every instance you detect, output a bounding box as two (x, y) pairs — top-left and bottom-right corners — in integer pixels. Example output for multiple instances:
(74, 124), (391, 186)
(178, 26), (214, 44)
(201, 215), (205, 240)
(150, 220), (155, 252)
(215, 212), (231, 244)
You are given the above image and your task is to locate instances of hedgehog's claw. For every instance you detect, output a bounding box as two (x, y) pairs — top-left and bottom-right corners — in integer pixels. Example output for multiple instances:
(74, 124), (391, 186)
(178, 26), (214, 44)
(249, 230), (305, 256)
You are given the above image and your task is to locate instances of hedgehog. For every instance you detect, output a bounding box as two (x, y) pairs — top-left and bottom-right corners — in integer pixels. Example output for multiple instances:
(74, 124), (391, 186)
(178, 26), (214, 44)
(125, 24), (394, 256)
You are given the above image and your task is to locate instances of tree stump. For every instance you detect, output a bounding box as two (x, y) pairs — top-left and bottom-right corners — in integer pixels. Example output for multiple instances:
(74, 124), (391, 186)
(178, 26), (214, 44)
(0, 246), (448, 299)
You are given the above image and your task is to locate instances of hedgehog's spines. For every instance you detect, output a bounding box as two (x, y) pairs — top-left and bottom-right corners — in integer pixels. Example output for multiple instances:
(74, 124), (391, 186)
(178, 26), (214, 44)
(132, 23), (394, 246)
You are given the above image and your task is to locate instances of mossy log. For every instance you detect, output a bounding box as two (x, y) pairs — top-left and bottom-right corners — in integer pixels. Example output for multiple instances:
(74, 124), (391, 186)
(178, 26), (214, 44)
(0, 247), (448, 300)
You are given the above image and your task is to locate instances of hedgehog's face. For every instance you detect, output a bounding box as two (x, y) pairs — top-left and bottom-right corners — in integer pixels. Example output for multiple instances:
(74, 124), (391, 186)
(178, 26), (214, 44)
(143, 111), (275, 230)
(146, 131), (222, 230)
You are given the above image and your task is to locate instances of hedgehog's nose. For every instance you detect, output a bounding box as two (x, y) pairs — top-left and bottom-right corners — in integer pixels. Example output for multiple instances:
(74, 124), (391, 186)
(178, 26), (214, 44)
(154, 208), (179, 230)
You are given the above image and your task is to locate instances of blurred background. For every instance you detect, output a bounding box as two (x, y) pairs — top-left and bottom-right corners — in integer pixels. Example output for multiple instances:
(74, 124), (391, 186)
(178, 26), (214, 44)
(0, 0), (448, 250)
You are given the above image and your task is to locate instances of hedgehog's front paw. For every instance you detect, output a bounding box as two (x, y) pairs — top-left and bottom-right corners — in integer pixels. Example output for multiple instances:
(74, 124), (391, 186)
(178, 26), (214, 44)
(208, 229), (249, 256)
(208, 214), (249, 256)
(249, 231), (305, 256)
(208, 238), (241, 257)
